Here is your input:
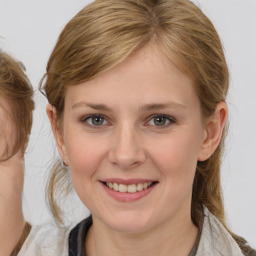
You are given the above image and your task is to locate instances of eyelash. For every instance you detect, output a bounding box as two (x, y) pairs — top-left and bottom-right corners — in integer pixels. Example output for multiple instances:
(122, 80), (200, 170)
(146, 114), (175, 128)
(80, 114), (175, 129)
(80, 114), (108, 128)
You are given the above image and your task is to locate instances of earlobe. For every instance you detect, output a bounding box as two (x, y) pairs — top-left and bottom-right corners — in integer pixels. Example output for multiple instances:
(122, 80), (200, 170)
(46, 104), (68, 164)
(198, 102), (228, 161)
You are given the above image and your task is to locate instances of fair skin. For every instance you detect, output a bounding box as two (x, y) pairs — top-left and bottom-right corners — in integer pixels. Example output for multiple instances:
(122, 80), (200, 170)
(48, 45), (227, 256)
(0, 99), (25, 256)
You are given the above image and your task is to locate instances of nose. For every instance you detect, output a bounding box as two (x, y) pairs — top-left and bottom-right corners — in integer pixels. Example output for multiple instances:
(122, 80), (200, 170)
(108, 124), (146, 170)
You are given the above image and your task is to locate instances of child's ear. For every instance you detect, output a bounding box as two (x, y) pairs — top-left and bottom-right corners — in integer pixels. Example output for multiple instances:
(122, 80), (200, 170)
(46, 104), (68, 165)
(198, 102), (228, 161)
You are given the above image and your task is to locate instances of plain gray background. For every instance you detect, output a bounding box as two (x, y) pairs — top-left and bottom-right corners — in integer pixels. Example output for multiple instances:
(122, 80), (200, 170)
(0, 0), (255, 247)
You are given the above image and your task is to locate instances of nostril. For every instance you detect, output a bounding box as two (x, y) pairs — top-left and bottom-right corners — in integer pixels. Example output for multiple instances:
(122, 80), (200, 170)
(108, 149), (146, 169)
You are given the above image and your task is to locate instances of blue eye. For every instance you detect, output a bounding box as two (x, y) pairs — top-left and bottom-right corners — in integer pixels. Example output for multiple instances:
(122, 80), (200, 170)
(147, 115), (175, 127)
(82, 115), (108, 126)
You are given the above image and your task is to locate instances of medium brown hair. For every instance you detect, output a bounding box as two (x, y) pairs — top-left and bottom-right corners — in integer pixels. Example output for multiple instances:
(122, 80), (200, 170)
(40, 0), (251, 253)
(0, 52), (34, 160)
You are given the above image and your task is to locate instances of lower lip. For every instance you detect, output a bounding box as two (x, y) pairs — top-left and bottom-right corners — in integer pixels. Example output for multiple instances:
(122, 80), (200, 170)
(101, 182), (157, 202)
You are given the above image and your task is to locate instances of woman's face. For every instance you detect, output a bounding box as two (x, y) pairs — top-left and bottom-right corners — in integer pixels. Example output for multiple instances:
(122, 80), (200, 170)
(55, 46), (209, 233)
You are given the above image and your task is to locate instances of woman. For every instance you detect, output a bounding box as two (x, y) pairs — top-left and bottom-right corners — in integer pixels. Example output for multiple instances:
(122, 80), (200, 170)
(3, 0), (256, 255)
(0, 51), (34, 255)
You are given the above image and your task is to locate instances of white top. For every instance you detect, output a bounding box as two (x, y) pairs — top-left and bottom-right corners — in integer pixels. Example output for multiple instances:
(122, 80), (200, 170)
(18, 207), (244, 256)
(18, 223), (72, 256)
(197, 207), (243, 256)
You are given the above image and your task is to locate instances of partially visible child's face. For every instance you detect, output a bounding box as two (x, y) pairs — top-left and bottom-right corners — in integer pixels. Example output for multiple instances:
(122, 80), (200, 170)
(53, 45), (209, 233)
(0, 98), (15, 159)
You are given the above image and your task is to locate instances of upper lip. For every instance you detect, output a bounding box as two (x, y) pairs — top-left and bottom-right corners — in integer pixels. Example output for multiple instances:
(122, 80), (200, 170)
(100, 178), (158, 185)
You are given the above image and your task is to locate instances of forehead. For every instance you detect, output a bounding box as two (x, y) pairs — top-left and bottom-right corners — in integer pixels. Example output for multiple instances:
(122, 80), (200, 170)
(65, 45), (199, 110)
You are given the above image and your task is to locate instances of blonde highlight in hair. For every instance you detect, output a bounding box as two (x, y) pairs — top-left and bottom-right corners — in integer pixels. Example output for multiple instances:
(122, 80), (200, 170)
(40, 0), (251, 253)
(46, 159), (73, 225)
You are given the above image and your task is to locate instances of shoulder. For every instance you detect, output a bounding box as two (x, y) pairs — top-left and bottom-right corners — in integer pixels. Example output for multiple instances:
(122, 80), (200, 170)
(17, 222), (74, 256)
(197, 206), (244, 256)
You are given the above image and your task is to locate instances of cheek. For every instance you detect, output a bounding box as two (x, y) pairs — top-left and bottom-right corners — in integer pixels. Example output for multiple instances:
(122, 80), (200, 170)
(148, 133), (202, 215)
(0, 112), (16, 157)
(64, 131), (108, 185)
(64, 134), (105, 206)
(149, 130), (202, 186)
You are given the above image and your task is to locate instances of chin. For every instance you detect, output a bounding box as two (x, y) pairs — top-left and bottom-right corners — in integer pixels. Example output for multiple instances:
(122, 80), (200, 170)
(99, 210), (155, 234)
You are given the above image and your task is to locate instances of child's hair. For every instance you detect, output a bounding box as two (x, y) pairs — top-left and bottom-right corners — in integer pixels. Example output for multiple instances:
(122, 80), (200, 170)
(0, 51), (34, 160)
(0, 51), (34, 255)
(40, 0), (252, 253)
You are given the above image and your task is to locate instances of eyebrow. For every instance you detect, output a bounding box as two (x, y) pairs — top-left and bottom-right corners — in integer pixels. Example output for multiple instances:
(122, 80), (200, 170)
(140, 103), (187, 111)
(72, 102), (186, 111)
(72, 102), (112, 111)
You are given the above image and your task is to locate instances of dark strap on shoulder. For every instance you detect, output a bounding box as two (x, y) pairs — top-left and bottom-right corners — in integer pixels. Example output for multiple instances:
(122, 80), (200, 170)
(68, 216), (93, 256)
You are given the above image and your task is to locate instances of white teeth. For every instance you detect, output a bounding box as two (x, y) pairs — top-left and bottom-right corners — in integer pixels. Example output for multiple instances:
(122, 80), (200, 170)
(137, 183), (143, 191)
(105, 182), (154, 193)
(113, 183), (119, 191)
(128, 184), (137, 193)
(107, 182), (113, 189)
(119, 184), (128, 193)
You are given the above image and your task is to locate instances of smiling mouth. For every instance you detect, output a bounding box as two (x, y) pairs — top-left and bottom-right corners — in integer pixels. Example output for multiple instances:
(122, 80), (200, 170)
(102, 181), (158, 193)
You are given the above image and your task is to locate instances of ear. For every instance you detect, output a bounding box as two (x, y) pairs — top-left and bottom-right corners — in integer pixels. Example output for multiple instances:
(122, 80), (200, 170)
(198, 102), (228, 161)
(46, 104), (68, 165)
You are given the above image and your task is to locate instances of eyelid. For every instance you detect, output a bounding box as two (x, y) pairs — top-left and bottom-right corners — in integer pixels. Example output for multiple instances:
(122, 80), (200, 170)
(80, 113), (175, 129)
(80, 114), (110, 128)
(145, 114), (176, 127)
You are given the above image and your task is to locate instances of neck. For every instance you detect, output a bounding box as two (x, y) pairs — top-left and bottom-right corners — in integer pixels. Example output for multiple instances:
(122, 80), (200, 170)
(85, 212), (198, 256)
